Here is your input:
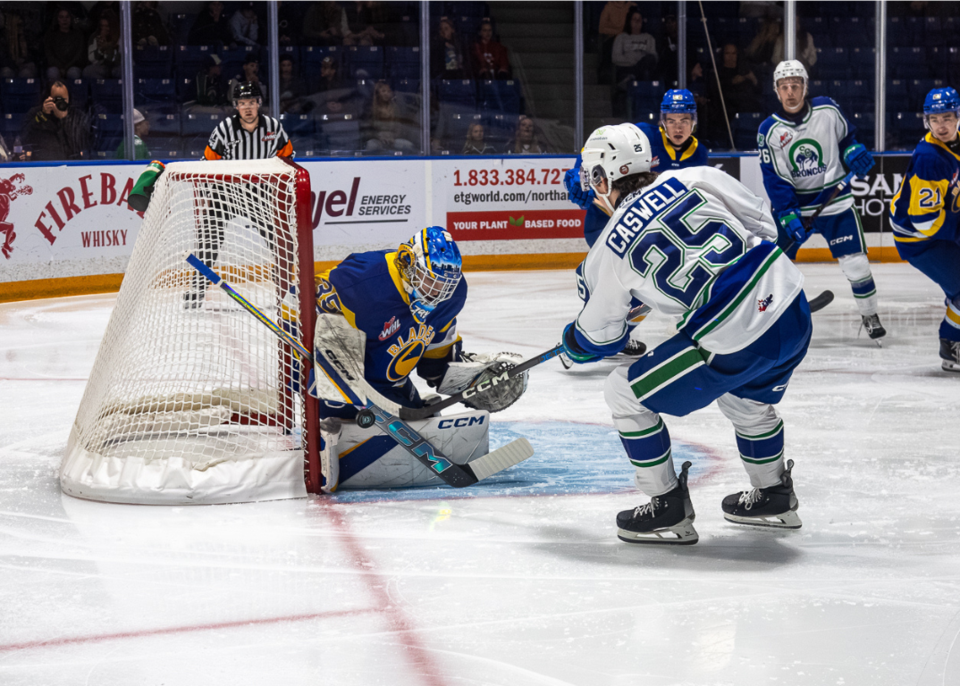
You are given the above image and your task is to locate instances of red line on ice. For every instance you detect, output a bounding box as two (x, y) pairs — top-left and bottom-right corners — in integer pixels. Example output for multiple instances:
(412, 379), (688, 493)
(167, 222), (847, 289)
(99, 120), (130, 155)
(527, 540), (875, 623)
(0, 607), (377, 653)
(322, 503), (450, 686)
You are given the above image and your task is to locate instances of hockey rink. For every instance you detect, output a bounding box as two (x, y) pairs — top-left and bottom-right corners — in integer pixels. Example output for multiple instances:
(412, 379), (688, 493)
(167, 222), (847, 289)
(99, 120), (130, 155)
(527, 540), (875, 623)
(2, 262), (959, 686)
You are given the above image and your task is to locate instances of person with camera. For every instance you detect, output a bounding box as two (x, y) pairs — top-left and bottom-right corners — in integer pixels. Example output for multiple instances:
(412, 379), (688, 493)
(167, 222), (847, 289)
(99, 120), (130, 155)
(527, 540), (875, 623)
(22, 81), (90, 161)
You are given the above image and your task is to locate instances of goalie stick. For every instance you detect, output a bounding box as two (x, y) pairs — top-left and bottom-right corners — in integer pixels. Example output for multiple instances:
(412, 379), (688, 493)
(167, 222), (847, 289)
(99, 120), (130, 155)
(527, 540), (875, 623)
(186, 254), (534, 488)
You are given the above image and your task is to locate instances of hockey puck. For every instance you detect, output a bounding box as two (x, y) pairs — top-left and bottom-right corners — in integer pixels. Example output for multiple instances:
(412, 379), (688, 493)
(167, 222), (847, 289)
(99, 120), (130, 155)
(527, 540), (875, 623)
(356, 409), (376, 429)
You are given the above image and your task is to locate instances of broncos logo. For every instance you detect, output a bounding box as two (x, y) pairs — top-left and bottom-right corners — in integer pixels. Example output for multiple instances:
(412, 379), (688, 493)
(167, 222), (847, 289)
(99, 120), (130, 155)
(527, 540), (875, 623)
(794, 145), (820, 171)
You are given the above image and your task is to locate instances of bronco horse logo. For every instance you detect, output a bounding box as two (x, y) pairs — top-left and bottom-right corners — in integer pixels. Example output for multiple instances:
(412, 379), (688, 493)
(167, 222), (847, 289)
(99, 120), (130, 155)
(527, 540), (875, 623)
(788, 139), (827, 178)
(0, 173), (33, 259)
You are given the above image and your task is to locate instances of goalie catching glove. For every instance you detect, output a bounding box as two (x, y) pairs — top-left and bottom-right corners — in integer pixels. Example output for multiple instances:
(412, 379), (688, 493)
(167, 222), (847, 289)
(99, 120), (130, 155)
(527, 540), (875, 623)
(432, 351), (528, 412)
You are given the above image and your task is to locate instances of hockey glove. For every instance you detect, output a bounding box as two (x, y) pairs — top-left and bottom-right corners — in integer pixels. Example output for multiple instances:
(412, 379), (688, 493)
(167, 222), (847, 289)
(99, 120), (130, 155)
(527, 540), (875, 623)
(776, 208), (810, 244)
(843, 143), (874, 176)
(561, 323), (603, 364)
(564, 157), (595, 210)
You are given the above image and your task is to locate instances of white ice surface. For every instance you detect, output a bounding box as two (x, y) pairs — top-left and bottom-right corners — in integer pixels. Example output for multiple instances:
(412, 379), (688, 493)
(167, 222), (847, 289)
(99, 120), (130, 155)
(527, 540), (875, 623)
(1, 263), (959, 686)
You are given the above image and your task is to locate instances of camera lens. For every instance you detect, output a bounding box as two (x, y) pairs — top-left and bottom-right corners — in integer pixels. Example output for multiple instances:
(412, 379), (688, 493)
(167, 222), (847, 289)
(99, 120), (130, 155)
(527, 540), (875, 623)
(54, 97), (68, 111)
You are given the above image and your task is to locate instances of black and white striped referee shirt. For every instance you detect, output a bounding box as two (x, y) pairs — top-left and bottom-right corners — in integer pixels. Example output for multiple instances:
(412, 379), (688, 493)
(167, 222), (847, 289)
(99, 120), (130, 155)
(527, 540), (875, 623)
(204, 113), (294, 160)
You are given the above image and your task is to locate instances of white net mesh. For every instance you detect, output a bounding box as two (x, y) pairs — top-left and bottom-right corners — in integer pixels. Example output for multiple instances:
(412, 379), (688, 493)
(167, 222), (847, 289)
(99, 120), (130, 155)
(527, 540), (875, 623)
(62, 159), (315, 504)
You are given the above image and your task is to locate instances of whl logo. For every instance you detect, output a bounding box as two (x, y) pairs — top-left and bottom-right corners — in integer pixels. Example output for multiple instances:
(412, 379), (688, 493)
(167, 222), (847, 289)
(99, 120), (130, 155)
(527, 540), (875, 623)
(0, 173), (32, 259)
(788, 139), (827, 179)
(379, 316), (400, 341)
(508, 215), (525, 228)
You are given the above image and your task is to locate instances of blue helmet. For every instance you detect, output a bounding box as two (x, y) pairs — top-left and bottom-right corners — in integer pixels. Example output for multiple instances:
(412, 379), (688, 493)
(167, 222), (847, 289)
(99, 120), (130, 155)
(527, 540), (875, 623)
(397, 227), (462, 323)
(660, 89), (697, 131)
(923, 87), (960, 133)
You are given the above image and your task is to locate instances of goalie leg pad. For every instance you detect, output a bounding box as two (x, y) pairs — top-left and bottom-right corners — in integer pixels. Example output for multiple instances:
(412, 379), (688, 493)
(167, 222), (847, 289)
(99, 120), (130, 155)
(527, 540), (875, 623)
(319, 418), (342, 494)
(337, 409), (490, 489)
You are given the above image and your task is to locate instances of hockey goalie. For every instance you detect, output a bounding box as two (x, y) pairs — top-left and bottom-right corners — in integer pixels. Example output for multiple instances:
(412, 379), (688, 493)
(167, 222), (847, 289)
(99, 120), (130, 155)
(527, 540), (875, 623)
(304, 226), (530, 492)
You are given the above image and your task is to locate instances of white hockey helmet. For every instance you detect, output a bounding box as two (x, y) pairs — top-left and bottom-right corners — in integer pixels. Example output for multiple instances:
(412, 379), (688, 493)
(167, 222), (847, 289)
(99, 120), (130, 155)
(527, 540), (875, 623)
(579, 124), (653, 207)
(773, 60), (808, 93)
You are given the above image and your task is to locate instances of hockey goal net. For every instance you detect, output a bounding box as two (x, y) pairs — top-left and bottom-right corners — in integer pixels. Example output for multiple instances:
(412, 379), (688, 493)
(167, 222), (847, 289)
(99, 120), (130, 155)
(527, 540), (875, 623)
(62, 158), (321, 504)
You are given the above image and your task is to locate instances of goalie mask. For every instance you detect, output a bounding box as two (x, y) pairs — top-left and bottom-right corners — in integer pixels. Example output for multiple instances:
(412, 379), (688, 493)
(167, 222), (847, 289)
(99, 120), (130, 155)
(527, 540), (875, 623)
(397, 227), (463, 324)
(579, 123), (653, 214)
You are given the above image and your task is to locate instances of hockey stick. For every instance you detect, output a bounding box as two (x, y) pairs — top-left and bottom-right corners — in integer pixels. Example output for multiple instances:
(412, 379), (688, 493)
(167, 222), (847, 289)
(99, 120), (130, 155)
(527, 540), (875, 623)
(185, 254), (534, 488)
(807, 290), (834, 313)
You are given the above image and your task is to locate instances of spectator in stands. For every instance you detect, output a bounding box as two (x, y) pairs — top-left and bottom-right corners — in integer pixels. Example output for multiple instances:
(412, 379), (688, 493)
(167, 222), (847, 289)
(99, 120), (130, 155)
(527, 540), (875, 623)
(597, 1), (636, 83)
(230, 1), (259, 48)
(745, 17), (780, 68)
(0, 9), (38, 79)
(711, 43), (760, 113)
(771, 18), (816, 74)
(132, 1), (169, 47)
(84, 12), (122, 79)
(505, 116), (545, 154)
(229, 54), (267, 103)
(303, 2), (347, 46)
(21, 81), (90, 161)
(189, 1), (233, 47)
(44, 8), (85, 81)
(472, 20), (511, 81)
(431, 17), (469, 80)
(343, 1), (386, 46)
(462, 123), (494, 155)
(195, 54), (228, 107)
(612, 9), (657, 85)
(115, 108), (150, 160)
(364, 80), (415, 153)
(278, 54), (306, 113)
(88, 2), (121, 32)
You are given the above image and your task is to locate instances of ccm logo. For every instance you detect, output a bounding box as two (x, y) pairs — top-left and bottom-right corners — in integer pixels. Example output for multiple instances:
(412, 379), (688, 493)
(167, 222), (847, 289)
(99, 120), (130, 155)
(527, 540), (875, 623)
(772, 383), (789, 392)
(438, 416), (486, 429)
(462, 371), (510, 398)
(324, 349), (357, 381)
(829, 235), (853, 246)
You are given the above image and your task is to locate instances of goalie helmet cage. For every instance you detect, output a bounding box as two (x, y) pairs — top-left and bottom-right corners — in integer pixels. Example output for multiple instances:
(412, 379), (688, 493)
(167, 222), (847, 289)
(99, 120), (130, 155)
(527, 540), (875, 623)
(61, 158), (322, 504)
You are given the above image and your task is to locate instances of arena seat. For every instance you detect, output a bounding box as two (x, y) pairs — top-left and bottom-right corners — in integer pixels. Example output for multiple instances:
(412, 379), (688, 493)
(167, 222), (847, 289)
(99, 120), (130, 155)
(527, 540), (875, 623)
(890, 47), (928, 80)
(134, 45), (173, 79)
(279, 113), (315, 138)
(1, 78), (42, 114)
(318, 113), (361, 153)
(438, 79), (476, 108)
(344, 46), (384, 79)
(387, 47), (421, 80)
(65, 79), (89, 110)
(175, 45), (215, 81)
(148, 110), (181, 136)
(91, 79), (123, 113)
(733, 112), (763, 151)
(181, 111), (225, 136)
(135, 78), (176, 106)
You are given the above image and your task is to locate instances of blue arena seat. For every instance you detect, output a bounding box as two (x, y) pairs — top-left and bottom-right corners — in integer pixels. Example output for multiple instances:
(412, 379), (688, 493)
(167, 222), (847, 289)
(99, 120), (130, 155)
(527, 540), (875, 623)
(318, 113), (361, 153)
(148, 110), (181, 135)
(147, 136), (182, 158)
(0, 113), (21, 136)
(135, 78), (176, 106)
(134, 45), (173, 79)
(733, 112), (763, 151)
(890, 47), (928, 80)
(439, 105), (482, 148)
(175, 45), (216, 81)
(392, 79), (420, 94)
(483, 112), (519, 148)
(182, 111), (224, 136)
(387, 47), (421, 79)
(438, 79), (476, 108)
(279, 113), (315, 137)
(629, 80), (666, 120)
(814, 48), (850, 80)
(889, 111), (925, 141)
(344, 46), (384, 79)
(2, 78), (42, 114)
(91, 79), (123, 113)
(65, 79), (89, 110)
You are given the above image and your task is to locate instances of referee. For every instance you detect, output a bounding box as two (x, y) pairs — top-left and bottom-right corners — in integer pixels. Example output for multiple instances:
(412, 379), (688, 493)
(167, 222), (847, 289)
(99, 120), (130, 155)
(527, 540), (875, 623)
(186, 81), (295, 306)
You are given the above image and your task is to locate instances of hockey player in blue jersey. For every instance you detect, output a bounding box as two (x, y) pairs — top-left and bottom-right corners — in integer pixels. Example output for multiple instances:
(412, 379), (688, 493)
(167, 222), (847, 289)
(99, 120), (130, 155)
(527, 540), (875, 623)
(564, 89), (708, 248)
(758, 60), (886, 342)
(310, 227), (527, 490)
(561, 123), (811, 545)
(890, 87), (960, 372)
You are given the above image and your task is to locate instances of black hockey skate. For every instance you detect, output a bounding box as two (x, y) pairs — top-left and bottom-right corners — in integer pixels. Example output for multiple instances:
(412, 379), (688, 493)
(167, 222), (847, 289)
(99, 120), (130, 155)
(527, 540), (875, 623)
(617, 461), (698, 545)
(940, 338), (960, 373)
(722, 459), (802, 529)
(607, 339), (648, 361)
(860, 314), (886, 344)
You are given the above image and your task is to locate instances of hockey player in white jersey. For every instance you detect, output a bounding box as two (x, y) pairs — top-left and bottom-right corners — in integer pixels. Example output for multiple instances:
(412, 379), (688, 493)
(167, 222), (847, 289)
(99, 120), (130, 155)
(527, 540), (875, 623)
(560, 123), (812, 545)
(758, 60), (886, 341)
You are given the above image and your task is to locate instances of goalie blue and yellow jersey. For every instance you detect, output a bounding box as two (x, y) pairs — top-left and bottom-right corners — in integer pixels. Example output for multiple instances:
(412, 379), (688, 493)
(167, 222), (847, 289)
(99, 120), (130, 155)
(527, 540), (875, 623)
(315, 249), (467, 394)
(890, 132), (960, 244)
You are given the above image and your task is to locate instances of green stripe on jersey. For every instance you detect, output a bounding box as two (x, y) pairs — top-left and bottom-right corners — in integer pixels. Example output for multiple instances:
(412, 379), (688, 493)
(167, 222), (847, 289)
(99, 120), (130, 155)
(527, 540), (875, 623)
(630, 348), (707, 401)
(692, 248), (782, 342)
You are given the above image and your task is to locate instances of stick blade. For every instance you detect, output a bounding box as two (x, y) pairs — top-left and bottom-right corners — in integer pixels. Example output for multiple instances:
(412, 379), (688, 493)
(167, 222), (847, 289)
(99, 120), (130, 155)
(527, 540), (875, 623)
(467, 438), (534, 482)
(808, 290), (835, 313)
